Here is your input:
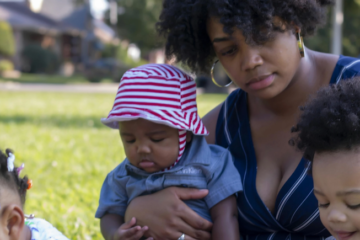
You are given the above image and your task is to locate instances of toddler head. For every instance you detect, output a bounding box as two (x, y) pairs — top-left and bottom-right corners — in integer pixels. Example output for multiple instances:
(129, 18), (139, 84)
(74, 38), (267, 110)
(102, 64), (208, 173)
(0, 149), (30, 240)
(293, 77), (360, 240)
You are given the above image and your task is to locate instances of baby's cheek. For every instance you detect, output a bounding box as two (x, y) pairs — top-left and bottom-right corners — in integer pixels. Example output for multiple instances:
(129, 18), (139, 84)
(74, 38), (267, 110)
(350, 212), (360, 230)
(319, 209), (332, 234)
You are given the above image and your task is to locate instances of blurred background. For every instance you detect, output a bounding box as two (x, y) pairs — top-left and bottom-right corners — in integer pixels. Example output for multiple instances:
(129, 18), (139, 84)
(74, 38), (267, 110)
(0, 0), (358, 88)
(0, 0), (359, 239)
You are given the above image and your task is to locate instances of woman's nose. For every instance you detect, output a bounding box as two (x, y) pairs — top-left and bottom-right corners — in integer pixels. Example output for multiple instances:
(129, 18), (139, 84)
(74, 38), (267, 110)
(240, 47), (263, 71)
(327, 209), (347, 223)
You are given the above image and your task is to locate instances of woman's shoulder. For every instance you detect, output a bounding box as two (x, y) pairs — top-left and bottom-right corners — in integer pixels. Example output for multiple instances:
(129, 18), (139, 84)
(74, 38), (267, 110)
(202, 89), (244, 144)
(202, 103), (223, 144)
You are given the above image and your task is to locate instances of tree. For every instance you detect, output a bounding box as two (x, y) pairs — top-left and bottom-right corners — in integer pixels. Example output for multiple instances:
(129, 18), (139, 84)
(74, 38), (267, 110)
(0, 21), (15, 57)
(108, 0), (163, 56)
(306, 0), (360, 57)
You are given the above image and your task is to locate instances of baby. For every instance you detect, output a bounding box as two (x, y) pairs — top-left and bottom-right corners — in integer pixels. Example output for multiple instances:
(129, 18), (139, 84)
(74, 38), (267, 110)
(0, 149), (69, 240)
(292, 77), (360, 240)
(95, 64), (243, 240)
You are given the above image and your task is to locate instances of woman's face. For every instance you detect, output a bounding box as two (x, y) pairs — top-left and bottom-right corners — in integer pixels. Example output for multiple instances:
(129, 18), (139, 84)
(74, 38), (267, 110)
(206, 17), (302, 99)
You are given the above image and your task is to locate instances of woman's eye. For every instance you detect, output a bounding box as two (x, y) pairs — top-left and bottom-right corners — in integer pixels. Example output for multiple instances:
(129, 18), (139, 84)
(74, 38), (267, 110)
(347, 204), (360, 210)
(221, 47), (237, 56)
(318, 203), (330, 208)
(151, 138), (164, 143)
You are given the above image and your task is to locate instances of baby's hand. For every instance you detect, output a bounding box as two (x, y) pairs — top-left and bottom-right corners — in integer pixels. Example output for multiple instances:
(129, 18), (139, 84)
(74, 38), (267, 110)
(113, 217), (152, 240)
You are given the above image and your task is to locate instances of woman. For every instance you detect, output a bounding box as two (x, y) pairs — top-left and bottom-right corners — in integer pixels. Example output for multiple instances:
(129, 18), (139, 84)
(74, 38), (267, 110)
(124, 0), (360, 239)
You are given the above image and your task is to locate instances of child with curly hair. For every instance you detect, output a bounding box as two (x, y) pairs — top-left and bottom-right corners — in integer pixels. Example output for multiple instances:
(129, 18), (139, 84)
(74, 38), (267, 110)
(0, 149), (69, 240)
(292, 77), (360, 240)
(95, 64), (243, 240)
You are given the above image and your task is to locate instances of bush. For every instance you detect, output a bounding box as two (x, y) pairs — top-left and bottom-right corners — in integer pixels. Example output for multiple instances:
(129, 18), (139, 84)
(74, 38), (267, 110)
(21, 44), (60, 74)
(0, 59), (14, 72)
(0, 21), (15, 57)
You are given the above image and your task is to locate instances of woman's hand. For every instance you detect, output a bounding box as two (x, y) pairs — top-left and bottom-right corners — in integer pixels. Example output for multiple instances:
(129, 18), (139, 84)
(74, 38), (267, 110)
(125, 187), (213, 240)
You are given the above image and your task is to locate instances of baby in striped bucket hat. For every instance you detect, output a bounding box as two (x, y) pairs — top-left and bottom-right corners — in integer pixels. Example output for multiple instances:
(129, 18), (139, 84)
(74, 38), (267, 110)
(96, 64), (243, 240)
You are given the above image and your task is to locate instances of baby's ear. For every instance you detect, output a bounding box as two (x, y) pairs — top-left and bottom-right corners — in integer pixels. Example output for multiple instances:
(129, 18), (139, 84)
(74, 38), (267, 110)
(186, 131), (193, 142)
(1, 204), (25, 240)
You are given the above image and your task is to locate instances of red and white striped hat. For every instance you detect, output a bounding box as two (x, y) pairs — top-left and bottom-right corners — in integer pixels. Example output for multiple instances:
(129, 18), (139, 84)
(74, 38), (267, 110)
(101, 64), (208, 170)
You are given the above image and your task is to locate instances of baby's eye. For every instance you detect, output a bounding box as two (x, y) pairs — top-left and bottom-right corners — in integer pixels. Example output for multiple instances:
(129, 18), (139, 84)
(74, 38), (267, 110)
(151, 138), (164, 143)
(124, 139), (135, 144)
(318, 203), (330, 208)
(347, 204), (360, 210)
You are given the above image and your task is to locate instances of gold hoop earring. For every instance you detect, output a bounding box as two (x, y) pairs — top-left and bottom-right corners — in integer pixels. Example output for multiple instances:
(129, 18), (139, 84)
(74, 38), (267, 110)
(211, 60), (232, 87)
(296, 31), (305, 58)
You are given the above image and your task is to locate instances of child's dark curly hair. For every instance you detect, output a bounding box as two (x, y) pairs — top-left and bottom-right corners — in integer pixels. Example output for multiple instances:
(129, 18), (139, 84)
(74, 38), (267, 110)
(292, 77), (360, 160)
(157, 0), (334, 73)
(0, 149), (29, 206)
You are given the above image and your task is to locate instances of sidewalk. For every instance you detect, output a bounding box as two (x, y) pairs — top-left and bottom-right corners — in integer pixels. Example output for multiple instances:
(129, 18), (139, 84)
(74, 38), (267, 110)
(0, 82), (119, 93)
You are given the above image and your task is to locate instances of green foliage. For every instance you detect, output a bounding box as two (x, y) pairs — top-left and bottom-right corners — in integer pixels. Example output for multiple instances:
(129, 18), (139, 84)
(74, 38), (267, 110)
(99, 43), (149, 82)
(0, 91), (226, 239)
(0, 59), (14, 72)
(111, 0), (164, 55)
(306, 0), (360, 57)
(21, 44), (61, 74)
(0, 21), (15, 57)
(114, 43), (148, 67)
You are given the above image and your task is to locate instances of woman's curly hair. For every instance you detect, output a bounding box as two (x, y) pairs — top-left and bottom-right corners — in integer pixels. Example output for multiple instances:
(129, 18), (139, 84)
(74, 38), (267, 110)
(291, 77), (360, 160)
(157, 0), (334, 73)
(0, 149), (29, 206)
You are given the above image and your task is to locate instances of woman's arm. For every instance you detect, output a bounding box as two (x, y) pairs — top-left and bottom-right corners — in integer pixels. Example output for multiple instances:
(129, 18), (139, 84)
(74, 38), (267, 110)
(210, 196), (239, 240)
(125, 187), (213, 240)
(202, 103), (223, 144)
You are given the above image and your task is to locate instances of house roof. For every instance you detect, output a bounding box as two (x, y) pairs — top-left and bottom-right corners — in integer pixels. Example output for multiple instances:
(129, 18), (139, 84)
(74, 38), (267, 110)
(40, 0), (75, 21)
(0, 2), (80, 35)
(61, 3), (92, 32)
(62, 4), (117, 43)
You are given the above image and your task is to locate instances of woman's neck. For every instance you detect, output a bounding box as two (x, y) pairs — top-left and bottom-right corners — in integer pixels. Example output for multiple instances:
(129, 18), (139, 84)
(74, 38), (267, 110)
(250, 48), (331, 117)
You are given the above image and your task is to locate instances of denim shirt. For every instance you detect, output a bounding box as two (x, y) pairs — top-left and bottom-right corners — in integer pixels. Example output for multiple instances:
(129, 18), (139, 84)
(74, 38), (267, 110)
(95, 136), (243, 222)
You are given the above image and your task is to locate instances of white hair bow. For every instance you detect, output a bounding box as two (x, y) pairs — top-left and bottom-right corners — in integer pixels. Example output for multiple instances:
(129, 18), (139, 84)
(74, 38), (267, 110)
(7, 152), (15, 172)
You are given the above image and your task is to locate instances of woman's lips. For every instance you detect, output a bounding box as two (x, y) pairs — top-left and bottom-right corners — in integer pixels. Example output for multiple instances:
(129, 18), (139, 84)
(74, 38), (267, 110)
(139, 160), (155, 168)
(246, 74), (275, 91)
(335, 231), (356, 240)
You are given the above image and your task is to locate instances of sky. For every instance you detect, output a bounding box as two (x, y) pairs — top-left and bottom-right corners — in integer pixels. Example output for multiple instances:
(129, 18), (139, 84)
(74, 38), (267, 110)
(90, 0), (108, 19)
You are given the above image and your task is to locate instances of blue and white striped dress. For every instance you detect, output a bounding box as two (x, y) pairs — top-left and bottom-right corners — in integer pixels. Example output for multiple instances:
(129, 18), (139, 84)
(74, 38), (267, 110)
(215, 55), (360, 240)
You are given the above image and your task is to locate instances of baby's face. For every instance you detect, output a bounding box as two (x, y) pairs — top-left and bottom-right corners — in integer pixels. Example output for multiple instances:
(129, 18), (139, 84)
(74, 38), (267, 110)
(313, 150), (360, 240)
(119, 119), (179, 173)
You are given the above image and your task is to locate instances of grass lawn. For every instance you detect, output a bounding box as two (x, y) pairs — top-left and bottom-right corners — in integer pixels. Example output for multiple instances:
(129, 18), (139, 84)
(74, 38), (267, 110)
(0, 91), (226, 240)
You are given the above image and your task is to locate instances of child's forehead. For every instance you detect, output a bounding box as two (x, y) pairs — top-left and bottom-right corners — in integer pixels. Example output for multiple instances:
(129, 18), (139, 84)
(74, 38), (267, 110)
(0, 185), (22, 207)
(119, 119), (177, 132)
(313, 150), (360, 192)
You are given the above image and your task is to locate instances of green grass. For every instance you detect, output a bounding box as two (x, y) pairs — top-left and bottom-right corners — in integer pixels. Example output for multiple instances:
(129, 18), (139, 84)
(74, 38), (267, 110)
(0, 92), (226, 240)
(0, 73), (89, 84)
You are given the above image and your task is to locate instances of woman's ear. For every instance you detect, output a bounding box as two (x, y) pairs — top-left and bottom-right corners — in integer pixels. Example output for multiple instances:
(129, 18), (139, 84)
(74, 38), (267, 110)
(186, 132), (193, 142)
(1, 204), (25, 240)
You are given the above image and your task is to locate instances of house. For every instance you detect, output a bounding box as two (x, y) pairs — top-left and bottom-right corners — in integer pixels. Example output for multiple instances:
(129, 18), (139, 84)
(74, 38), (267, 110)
(0, 0), (118, 76)
(0, 1), (82, 73)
